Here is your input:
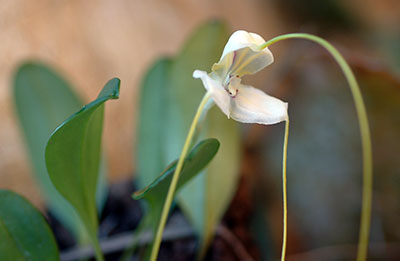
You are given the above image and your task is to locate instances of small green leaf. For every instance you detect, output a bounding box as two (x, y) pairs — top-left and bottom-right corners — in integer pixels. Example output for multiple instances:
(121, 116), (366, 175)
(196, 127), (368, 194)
(0, 190), (59, 261)
(45, 78), (120, 241)
(134, 138), (220, 201)
(133, 139), (220, 257)
(13, 62), (108, 243)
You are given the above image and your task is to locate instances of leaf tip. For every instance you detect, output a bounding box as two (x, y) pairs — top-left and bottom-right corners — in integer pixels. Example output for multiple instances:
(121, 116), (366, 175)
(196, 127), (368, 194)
(132, 191), (144, 200)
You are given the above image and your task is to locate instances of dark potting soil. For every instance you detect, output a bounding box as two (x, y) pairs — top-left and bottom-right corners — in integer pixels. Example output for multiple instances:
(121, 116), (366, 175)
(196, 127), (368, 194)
(46, 177), (257, 260)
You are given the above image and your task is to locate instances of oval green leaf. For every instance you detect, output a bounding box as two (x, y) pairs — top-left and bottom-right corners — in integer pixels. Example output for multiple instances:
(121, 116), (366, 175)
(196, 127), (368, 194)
(45, 78), (120, 239)
(13, 62), (108, 243)
(0, 190), (59, 261)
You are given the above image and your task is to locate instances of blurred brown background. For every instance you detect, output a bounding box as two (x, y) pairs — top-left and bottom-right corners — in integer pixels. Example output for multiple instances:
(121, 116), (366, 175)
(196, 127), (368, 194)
(1, 2), (400, 256)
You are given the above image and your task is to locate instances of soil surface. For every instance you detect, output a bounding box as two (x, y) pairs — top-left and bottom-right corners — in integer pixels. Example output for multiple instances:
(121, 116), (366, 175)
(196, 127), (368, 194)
(48, 177), (258, 261)
(47, 177), (257, 260)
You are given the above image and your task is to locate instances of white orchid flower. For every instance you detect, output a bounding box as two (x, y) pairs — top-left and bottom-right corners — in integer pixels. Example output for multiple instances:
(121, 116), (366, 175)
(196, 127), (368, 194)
(193, 30), (288, 125)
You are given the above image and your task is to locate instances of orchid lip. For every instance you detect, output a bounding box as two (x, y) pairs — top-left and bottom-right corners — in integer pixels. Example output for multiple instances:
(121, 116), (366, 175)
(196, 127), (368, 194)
(224, 74), (240, 97)
(228, 89), (238, 98)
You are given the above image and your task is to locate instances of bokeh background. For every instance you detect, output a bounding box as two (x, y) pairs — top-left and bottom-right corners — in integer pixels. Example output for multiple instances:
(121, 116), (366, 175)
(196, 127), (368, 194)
(1, 0), (400, 259)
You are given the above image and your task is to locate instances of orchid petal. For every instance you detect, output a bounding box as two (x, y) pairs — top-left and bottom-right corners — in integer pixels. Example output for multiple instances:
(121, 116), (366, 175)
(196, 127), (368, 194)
(230, 47), (274, 77)
(221, 30), (266, 59)
(193, 70), (230, 117)
(230, 84), (288, 125)
(212, 30), (274, 79)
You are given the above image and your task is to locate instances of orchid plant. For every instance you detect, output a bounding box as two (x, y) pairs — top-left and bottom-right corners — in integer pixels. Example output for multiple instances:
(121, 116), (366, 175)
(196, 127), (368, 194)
(147, 30), (373, 261)
(4, 22), (373, 261)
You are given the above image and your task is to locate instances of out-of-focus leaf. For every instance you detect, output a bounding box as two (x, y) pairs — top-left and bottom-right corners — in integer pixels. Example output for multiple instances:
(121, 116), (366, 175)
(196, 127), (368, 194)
(45, 78), (120, 242)
(133, 138), (220, 257)
(136, 58), (172, 187)
(136, 20), (240, 256)
(164, 21), (231, 163)
(0, 190), (59, 261)
(167, 21), (240, 256)
(13, 62), (108, 243)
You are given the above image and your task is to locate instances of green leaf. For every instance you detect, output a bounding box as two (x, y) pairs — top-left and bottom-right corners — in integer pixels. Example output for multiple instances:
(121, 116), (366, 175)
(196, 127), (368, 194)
(133, 138), (220, 256)
(45, 78), (120, 241)
(0, 190), (59, 261)
(136, 58), (172, 187)
(168, 21), (241, 256)
(164, 21), (231, 164)
(134, 139), (220, 201)
(13, 62), (108, 243)
(136, 20), (240, 256)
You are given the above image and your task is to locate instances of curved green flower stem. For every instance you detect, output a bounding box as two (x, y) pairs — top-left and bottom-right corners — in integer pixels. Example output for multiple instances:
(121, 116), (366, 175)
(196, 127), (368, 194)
(150, 91), (212, 261)
(281, 119), (289, 261)
(261, 33), (373, 261)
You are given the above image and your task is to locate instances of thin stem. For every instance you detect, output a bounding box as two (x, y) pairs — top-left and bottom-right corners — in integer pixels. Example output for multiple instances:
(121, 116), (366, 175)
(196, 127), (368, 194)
(261, 33), (373, 261)
(281, 119), (289, 261)
(94, 242), (104, 261)
(150, 92), (212, 261)
(83, 216), (104, 261)
(89, 232), (104, 261)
